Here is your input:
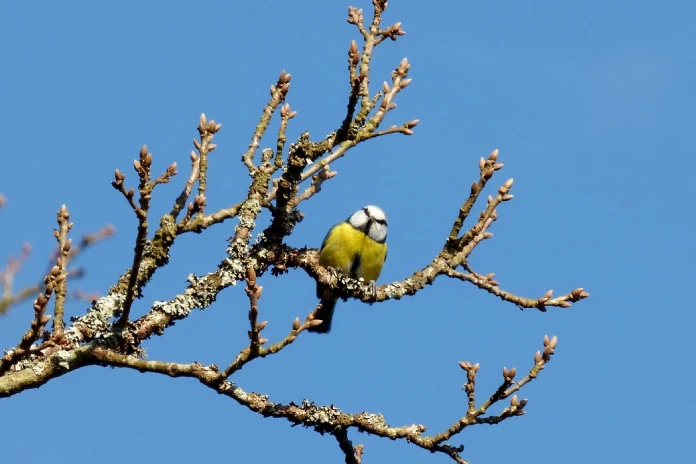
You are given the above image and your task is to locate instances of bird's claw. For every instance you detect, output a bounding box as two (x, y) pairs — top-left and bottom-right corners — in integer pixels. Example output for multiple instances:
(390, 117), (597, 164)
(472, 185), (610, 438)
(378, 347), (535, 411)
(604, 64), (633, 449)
(367, 280), (378, 300)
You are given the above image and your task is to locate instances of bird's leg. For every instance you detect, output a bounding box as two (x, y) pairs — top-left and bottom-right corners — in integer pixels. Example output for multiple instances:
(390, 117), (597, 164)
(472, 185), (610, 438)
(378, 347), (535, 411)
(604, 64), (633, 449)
(367, 280), (378, 300)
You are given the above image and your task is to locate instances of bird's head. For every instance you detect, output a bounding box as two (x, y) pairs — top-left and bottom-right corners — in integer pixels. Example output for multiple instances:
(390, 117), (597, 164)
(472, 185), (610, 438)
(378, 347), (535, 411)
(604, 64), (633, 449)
(348, 205), (388, 243)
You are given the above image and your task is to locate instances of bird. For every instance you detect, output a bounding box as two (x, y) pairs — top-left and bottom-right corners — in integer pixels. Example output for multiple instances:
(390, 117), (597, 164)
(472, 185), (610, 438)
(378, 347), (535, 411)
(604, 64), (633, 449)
(308, 205), (388, 334)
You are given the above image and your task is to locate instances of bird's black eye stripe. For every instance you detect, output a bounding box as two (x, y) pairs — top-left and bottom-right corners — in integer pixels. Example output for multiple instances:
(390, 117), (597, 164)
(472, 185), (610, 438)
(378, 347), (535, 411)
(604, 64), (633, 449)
(364, 207), (387, 226)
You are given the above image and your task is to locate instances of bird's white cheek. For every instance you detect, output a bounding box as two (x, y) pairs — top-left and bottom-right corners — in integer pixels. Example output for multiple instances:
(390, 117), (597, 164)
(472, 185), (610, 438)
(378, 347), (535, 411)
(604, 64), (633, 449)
(349, 211), (369, 229)
(370, 225), (387, 243)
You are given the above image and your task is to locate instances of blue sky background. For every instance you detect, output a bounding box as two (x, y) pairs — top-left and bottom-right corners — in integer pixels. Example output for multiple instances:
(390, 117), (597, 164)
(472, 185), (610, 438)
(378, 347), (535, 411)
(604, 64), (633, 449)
(1, 1), (694, 463)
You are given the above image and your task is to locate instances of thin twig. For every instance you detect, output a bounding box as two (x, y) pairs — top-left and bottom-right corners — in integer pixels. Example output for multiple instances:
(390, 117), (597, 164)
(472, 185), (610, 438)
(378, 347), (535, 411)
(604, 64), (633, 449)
(116, 147), (177, 328)
(170, 150), (201, 220)
(447, 150), (502, 243)
(52, 205), (72, 335)
(241, 71), (291, 172)
(336, 39), (362, 142)
(360, 120), (419, 141)
(334, 428), (361, 464)
(274, 104), (296, 172)
(115, 147), (151, 328)
(446, 269), (589, 311)
(375, 20), (406, 46)
(195, 113), (221, 214)
(288, 165), (337, 210)
(448, 177), (513, 269)
(458, 361), (479, 416)
(223, 310), (316, 378)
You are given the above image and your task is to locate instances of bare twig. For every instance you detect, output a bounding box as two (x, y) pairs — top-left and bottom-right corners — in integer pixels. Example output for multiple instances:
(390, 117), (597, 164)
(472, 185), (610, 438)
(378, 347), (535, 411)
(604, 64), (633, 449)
(243, 267), (265, 357)
(447, 149), (503, 244)
(242, 71), (291, 173)
(288, 165), (337, 210)
(446, 269), (589, 311)
(178, 200), (237, 233)
(361, 119), (419, 140)
(223, 308), (316, 378)
(194, 113), (221, 213)
(459, 361), (479, 416)
(336, 39), (362, 142)
(114, 146), (177, 328)
(176, 195), (206, 232)
(52, 205), (72, 335)
(274, 103), (297, 172)
(170, 150), (201, 220)
(375, 20), (406, 46)
(334, 428), (362, 464)
(448, 177), (512, 270)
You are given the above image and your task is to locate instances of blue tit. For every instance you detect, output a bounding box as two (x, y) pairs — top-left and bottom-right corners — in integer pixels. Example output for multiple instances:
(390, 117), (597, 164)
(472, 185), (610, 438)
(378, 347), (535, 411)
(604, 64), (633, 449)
(308, 205), (388, 334)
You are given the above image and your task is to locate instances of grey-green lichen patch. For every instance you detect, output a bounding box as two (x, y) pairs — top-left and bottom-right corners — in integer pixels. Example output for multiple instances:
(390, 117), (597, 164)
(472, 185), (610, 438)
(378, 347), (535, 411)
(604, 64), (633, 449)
(382, 281), (407, 299)
(8, 353), (46, 374)
(356, 412), (388, 428)
(53, 349), (74, 370)
(220, 258), (246, 282)
(66, 293), (126, 344)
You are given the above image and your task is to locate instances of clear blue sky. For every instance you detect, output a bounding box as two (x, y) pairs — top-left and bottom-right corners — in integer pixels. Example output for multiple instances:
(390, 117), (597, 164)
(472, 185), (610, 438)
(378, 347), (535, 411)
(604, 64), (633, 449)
(1, 1), (693, 463)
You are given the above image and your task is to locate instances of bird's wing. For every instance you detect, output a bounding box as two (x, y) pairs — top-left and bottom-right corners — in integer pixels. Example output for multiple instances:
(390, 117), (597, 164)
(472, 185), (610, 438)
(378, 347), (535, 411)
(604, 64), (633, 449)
(319, 226), (334, 251)
(349, 251), (361, 278)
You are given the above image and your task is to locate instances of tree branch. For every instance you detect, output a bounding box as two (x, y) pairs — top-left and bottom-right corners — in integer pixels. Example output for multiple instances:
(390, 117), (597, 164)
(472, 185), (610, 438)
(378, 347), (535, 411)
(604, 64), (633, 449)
(0, 3), (589, 464)
(86, 334), (555, 463)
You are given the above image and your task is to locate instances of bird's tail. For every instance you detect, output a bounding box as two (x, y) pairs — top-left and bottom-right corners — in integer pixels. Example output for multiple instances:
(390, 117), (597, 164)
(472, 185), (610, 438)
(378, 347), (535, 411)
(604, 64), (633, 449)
(308, 289), (337, 334)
